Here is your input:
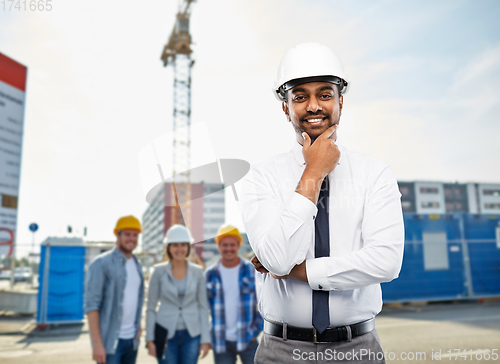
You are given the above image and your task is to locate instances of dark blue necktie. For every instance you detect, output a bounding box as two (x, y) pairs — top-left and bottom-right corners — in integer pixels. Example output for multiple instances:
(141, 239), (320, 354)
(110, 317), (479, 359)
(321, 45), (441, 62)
(312, 176), (330, 334)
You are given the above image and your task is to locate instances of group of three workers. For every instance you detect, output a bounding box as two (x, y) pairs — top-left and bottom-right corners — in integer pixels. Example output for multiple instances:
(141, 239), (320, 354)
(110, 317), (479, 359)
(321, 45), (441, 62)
(85, 216), (261, 364)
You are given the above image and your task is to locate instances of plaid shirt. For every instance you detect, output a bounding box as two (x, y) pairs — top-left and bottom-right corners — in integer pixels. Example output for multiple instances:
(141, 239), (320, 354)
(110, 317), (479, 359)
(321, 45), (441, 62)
(205, 258), (263, 354)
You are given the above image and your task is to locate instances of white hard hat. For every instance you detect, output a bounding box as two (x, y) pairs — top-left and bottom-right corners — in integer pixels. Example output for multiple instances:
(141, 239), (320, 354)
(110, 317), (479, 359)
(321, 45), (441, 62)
(163, 224), (194, 244)
(273, 42), (350, 101)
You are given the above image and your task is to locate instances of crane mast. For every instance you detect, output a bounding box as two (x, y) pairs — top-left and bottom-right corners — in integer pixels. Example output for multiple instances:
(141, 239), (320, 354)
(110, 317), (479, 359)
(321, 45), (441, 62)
(161, 0), (196, 230)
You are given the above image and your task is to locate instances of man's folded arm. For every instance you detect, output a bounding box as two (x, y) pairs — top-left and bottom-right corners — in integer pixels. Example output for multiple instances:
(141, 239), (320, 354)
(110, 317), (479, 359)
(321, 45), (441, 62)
(239, 168), (317, 276)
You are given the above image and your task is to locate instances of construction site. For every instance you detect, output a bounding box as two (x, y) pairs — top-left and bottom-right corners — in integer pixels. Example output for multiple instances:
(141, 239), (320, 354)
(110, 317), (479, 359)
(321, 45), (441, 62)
(1, 1), (500, 363)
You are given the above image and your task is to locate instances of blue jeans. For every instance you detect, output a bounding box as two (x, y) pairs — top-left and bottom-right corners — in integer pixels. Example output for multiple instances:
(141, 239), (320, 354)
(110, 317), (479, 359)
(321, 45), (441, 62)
(159, 329), (201, 364)
(105, 338), (138, 364)
(213, 339), (258, 364)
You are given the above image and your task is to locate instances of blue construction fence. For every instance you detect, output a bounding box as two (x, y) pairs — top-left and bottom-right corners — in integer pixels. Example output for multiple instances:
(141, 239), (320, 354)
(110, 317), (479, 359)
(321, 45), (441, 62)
(382, 213), (500, 302)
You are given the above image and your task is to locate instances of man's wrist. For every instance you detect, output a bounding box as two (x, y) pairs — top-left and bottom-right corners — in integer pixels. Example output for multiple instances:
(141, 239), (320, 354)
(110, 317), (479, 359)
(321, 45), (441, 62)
(92, 339), (103, 347)
(306, 258), (331, 291)
(296, 168), (325, 204)
(289, 262), (308, 282)
(303, 164), (326, 180)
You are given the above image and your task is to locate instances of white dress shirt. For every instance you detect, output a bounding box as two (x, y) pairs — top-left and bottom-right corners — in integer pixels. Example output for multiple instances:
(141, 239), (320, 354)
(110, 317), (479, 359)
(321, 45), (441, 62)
(238, 141), (404, 328)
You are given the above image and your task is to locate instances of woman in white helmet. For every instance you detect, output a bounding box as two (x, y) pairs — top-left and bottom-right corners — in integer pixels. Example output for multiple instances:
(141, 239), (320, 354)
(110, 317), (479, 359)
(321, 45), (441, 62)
(145, 225), (211, 364)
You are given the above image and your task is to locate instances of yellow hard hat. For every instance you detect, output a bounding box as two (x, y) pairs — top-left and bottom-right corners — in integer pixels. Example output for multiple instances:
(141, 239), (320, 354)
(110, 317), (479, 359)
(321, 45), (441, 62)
(215, 224), (242, 245)
(114, 215), (142, 235)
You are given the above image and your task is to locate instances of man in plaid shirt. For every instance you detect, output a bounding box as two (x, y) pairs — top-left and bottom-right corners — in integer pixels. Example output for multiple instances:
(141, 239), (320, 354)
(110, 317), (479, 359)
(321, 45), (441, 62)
(205, 224), (263, 364)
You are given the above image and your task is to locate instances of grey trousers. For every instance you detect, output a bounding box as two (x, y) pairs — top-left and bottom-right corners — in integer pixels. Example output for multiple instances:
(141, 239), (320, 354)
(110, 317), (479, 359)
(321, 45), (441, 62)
(255, 330), (385, 363)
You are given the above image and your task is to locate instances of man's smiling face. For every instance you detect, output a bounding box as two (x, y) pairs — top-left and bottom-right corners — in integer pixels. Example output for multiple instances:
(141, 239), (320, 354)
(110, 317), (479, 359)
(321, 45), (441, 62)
(217, 236), (240, 265)
(116, 229), (139, 255)
(283, 81), (343, 144)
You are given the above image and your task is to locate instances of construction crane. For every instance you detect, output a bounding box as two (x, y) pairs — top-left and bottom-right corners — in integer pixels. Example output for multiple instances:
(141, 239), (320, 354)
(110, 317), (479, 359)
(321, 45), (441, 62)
(161, 0), (196, 230)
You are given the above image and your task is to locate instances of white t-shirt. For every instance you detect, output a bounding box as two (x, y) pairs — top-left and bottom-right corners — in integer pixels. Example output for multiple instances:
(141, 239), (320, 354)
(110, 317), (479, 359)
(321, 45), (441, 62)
(119, 258), (141, 339)
(219, 264), (240, 342)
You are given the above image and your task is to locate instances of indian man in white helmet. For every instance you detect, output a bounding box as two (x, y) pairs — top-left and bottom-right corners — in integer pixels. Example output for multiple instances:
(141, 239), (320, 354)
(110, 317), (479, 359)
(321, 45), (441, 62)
(239, 43), (404, 363)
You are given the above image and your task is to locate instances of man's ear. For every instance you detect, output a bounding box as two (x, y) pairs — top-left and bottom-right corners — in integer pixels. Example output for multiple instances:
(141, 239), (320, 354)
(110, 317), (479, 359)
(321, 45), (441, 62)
(282, 101), (290, 121)
(339, 95), (343, 116)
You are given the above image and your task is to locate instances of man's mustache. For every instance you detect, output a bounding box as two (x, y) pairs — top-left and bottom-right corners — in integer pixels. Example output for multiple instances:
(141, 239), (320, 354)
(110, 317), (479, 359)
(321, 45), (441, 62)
(300, 112), (330, 122)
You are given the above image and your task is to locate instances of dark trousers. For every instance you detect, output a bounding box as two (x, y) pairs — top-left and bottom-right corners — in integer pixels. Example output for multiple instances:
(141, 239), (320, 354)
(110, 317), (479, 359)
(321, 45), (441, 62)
(159, 329), (201, 364)
(105, 338), (138, 364)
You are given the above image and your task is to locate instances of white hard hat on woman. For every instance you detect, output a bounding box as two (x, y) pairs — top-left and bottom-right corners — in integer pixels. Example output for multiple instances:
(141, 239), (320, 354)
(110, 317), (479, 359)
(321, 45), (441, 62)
(163, 224), (194, 244)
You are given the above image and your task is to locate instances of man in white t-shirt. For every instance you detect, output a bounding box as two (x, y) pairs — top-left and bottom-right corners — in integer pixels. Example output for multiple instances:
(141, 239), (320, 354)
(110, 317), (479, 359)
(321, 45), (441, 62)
(85, 215), (145, 364)
(205, 224), (263, 364)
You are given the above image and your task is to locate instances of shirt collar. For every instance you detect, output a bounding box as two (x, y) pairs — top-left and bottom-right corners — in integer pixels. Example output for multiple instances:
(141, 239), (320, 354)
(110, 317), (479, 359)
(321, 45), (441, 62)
(112, 247), (130, 261)
(291, 139), (343, 167)
(216, 257), (243, 270)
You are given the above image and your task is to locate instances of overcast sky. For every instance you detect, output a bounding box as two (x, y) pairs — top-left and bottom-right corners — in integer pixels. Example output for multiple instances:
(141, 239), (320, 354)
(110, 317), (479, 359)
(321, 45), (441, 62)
(1, 0), (499, 257)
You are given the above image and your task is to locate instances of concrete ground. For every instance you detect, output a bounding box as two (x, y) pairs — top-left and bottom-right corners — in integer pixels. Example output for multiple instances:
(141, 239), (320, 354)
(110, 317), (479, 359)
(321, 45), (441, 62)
(0, 317), (215, 364)
(1, 299), (499, 363)
(377, 300), (500, 363)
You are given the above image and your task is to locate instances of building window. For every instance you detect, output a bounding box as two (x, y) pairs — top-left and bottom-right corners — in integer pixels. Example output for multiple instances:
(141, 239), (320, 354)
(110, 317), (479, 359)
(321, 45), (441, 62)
(420, 187), (439, 194)
(401, 201), (412, 211)
(205, 198), (224, 203)
(445, 187), (464, 197)
(483, 189), (500, 196)
(485, 203), (500, 209)
(421, 201), (440, 208)
(423, 232), (449, 270)
(399, 186), (409, 195)
(205, 218), (225, 223)
(205, 208), (224, 213)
